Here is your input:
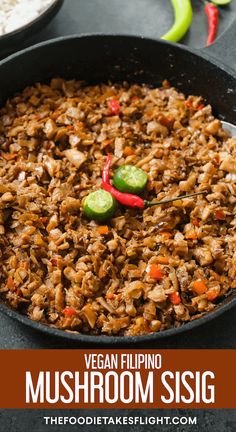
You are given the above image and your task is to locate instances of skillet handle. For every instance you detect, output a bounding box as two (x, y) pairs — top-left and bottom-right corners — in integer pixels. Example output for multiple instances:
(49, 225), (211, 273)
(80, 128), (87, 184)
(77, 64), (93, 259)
(201, 18), (236, 71)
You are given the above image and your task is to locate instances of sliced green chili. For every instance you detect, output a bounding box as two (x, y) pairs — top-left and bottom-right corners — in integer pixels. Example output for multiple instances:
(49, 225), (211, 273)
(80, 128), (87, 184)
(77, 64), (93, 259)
(113, 165), (148, 194)
(83, 189), (116, 222)
(211, 0), (231, 5)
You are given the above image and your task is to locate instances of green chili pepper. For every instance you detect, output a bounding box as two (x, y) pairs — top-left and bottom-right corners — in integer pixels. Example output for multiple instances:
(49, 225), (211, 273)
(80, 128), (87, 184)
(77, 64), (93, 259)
(83, 189), (116, 222)
(211, 0), (231, 5)
(162, 0), (193, 42)
(113, 165), (148, 194)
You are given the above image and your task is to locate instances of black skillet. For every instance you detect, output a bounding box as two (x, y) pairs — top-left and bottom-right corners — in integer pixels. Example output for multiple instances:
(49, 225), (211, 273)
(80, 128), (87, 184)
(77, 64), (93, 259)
(0, 21), (236, 344)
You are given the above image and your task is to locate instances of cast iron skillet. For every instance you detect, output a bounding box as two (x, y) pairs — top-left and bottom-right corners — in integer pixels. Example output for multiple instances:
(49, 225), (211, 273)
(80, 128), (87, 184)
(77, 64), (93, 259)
(0, 22), (236, 344)
(0, 0), (64, 59)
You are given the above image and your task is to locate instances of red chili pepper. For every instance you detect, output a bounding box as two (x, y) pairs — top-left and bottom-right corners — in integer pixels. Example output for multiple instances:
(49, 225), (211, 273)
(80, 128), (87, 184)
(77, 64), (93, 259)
(102, 155), (145, 208)
(102, 155), (206, 209)
(205, 2), (219, 46)
(108, 99), (120, 115)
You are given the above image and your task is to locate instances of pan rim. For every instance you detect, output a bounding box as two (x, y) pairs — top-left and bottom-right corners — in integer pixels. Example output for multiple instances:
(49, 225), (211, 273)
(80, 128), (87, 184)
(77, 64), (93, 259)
(1, 296), (236, 344)
(0, 32), (235, 79)
(0, 33), (236, 343)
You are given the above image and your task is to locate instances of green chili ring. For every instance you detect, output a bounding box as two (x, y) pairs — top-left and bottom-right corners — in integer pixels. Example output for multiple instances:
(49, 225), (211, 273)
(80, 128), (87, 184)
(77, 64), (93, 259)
(83, 189), (116, 222)
(113, 165), (148, 194)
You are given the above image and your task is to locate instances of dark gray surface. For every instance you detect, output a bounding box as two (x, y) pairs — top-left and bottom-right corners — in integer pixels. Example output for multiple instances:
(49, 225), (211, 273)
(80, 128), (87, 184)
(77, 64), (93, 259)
(11, 0), (236, 50)
(0, 409), (236, 432)
(0, 0), (236, 350)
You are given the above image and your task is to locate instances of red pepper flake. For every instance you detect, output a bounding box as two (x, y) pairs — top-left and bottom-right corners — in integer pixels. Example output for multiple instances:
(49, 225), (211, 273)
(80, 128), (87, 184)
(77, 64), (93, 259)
(215, 210), (226, 221)
(40, 216), (48, 224)
(62, 307), (76, 317)
(197, 104), (205, 111)
(169, 292), (181, 305)
(185, 100), (192, 109)
(108, 99), (120, 116)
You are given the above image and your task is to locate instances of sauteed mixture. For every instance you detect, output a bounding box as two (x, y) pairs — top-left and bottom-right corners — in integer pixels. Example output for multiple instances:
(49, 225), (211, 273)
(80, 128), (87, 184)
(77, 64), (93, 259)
(0, 79), (235, 336)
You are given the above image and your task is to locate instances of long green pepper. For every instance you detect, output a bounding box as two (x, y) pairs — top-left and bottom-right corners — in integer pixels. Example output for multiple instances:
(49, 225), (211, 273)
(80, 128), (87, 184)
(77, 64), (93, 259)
(162, 0), (193, 42)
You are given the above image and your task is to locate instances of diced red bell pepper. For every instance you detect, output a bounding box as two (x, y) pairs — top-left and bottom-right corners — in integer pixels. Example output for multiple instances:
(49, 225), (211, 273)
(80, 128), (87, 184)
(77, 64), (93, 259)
(108, 99), (120, 115)
(148, 264), (164, 280)
(169, 292), (181, 305)
(215, 210), (226, 221)
(197, 104), (204, 111)
(7, 276), (15, 291)
(62, 307), (76, 317)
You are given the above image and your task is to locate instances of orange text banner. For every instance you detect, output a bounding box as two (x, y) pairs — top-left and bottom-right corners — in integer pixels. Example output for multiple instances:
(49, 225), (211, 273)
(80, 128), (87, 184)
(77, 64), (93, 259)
(0, 349), (235, 409)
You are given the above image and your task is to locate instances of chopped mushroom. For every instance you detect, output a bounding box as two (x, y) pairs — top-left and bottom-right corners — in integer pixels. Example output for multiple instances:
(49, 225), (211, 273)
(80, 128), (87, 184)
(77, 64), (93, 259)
(220, 155), (236, 174)
(124, 281), (144, 299)
(43, 155), (60, 177)
(114, 137), (125, 158)
(61, 197), (81, 214)
(102, 316), (130, 334)
(64, 149), (86, 168)
(147, 286), (167, 303)
(96, 297), (115, 313)
(81, 304), (97, 328)
(44, 119), (57, 139)
(193, 247), (213, 266)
